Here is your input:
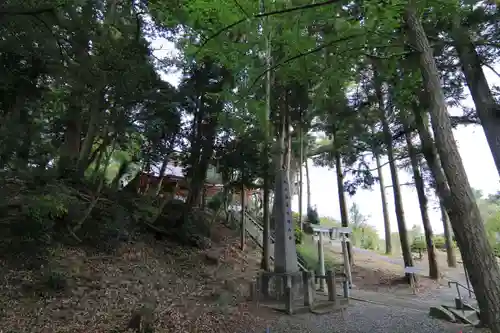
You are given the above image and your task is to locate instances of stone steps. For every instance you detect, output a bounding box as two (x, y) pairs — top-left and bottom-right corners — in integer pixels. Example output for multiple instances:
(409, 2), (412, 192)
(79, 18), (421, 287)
(243, 212), (307, 271)
(429, 300), (481, 327)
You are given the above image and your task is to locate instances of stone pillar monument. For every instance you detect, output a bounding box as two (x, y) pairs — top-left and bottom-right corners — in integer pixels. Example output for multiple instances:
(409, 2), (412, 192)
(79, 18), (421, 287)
(273, 169), (299, 273)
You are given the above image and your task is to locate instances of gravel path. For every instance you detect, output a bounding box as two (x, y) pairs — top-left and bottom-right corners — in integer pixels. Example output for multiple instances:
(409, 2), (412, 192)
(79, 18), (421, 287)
(254, 300), (482, 333)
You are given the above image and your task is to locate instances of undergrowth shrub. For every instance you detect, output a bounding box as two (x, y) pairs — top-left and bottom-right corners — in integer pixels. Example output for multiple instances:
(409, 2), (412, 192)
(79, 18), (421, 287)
(0, 180), (77, 263)
(1, 173), (218, 268)
(42, 268), (69, 292)
(433, 235), (457, 250)
(142, 199), (214, 249)
(207, 192), (224, 211)
(294, 224), (303, 244)
(410, 237), (427, 253)
(493, 243), (500, 257)
(297, 239), (339, 272)
(307, 206), (320, 225)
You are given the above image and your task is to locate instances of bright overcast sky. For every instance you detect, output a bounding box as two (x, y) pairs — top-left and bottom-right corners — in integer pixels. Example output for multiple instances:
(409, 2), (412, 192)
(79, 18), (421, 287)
(152, 38), (500, 237)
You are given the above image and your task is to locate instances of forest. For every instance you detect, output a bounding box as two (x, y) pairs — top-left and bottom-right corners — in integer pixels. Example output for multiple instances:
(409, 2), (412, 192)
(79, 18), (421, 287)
(1, 0), (500, 331)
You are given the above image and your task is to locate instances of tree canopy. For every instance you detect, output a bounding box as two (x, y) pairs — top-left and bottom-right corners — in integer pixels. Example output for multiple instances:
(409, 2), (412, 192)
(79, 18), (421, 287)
(3, 0), (500, 330)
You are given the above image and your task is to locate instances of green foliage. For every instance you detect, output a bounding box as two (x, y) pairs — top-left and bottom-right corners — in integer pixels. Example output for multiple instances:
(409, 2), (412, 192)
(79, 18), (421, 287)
(307, 207), (320, 225)
(410, 237), (427, 253)
(433, 236), (446, 250)
(177, 212), (213, 249)
(485, 211), (500, 257)
(207, 192), (224, 211)
(26, 194), (69, 222)
(349, 203), (369, 228)
(3, 182), (76, 252)
(318, 216), (340, 227)
(429, 235), (457, 251)
(42, 269), (69, 292)
(294, 224), (303, 244)
(352, 225), (380, 250)
(297, 239), (340, 272)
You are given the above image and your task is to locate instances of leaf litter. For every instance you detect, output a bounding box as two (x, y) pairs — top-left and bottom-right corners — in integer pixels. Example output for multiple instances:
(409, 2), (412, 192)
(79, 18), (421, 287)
(0, 225), (274, 333)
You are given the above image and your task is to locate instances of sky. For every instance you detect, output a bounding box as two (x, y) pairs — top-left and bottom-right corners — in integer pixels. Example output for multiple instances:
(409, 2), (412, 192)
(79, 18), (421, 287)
(151, 39), (500, 237)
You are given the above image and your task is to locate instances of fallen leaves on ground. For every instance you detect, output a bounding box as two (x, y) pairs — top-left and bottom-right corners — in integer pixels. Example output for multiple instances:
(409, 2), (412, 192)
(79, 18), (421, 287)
(0, 225), (271, 333)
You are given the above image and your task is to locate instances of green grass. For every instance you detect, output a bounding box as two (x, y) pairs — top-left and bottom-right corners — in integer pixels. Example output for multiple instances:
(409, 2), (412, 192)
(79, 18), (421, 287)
(297, 238), (341, 272)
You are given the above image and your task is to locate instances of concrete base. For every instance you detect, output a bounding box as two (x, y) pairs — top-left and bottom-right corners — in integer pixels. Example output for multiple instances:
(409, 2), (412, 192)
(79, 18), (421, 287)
(429, 306), (457, 323)
(260, 271), (303, 301)
(310, 298), (349, 315)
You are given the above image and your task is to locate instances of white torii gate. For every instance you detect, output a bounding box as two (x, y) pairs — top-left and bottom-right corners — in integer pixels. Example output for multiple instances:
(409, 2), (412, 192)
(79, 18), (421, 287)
(312, 226), (353, 294)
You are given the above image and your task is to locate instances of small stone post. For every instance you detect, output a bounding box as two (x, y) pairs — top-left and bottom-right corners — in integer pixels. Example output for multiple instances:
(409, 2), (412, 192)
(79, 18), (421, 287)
(341, 233), (352, 287)
(303, 271), (314, 306)
(326, 270), (336, 302)
(343, 279), (349, 298)
(285, 275), (293, 314)
(318, 232), (326, 292)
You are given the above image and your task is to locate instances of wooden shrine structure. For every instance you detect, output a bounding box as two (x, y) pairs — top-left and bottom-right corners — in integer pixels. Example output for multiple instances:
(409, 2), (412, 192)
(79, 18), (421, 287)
(134, 171), (260, 204)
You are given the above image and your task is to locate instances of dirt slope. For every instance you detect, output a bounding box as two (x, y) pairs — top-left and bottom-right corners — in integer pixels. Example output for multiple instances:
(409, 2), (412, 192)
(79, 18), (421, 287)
(0, 225), (272, 333)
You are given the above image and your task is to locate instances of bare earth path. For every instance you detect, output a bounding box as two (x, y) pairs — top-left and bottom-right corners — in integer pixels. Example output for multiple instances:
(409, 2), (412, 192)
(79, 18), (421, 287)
(255, 239), (483, 333)
(326, 239), (471, 304)
(259, 300), (481, 333)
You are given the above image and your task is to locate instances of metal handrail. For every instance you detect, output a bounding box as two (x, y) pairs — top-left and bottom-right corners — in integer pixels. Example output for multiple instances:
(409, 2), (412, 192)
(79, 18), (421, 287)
(244, 211), (276, 241)
(243, 211), (307, 271)
(448, 280), (474, 300)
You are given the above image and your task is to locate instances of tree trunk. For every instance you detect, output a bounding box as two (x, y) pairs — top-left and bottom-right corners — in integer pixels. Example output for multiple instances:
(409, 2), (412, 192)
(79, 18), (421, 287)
(305, 156), (311, 209)
(373, 139), (392, 254)
(451, 18), (500, 177)
(186, 119), (216, 209)
(405, 4), (500, 329)
(298, 125), (304, 232)
(403, 124), (439, 279)
(154, 158), (170, 196)
(374, 67), (415, 281)
(261, 9), (272, 271)
(88, 131), (112, 175)
(440, 199), (457, 267)
(262, 167), (271, 271)
(382, 112), (415, 281)
(92, 146), (105, 179)
(270, 108), (288, 230)
(334, 149), (353, 265)
(58, 116), (82, 177)
(77, 89), (105, 177)
(413, 106), (457, 268)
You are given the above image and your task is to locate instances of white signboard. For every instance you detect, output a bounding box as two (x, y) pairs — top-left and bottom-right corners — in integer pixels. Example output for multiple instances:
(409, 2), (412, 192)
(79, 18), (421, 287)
(312, 226), (331, 233)
(338, 227), (352, 234)
(404, 266), (421, 274)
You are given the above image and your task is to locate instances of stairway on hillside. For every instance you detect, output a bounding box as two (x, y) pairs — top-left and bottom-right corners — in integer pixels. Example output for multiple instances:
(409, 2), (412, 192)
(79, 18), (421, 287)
(240, 211), (307, 271)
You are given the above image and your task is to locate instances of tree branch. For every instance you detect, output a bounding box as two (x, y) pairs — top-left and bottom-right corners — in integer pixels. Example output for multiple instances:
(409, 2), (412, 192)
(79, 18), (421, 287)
(195, 0), (346, 55)
(482, 62), (500, 79)
(232, 0), (251, 19)
(0, 5), (60, 17)
(343, 154), (412, 174)
(250, 31), (367, 88)
(255, 0), (346, 18)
